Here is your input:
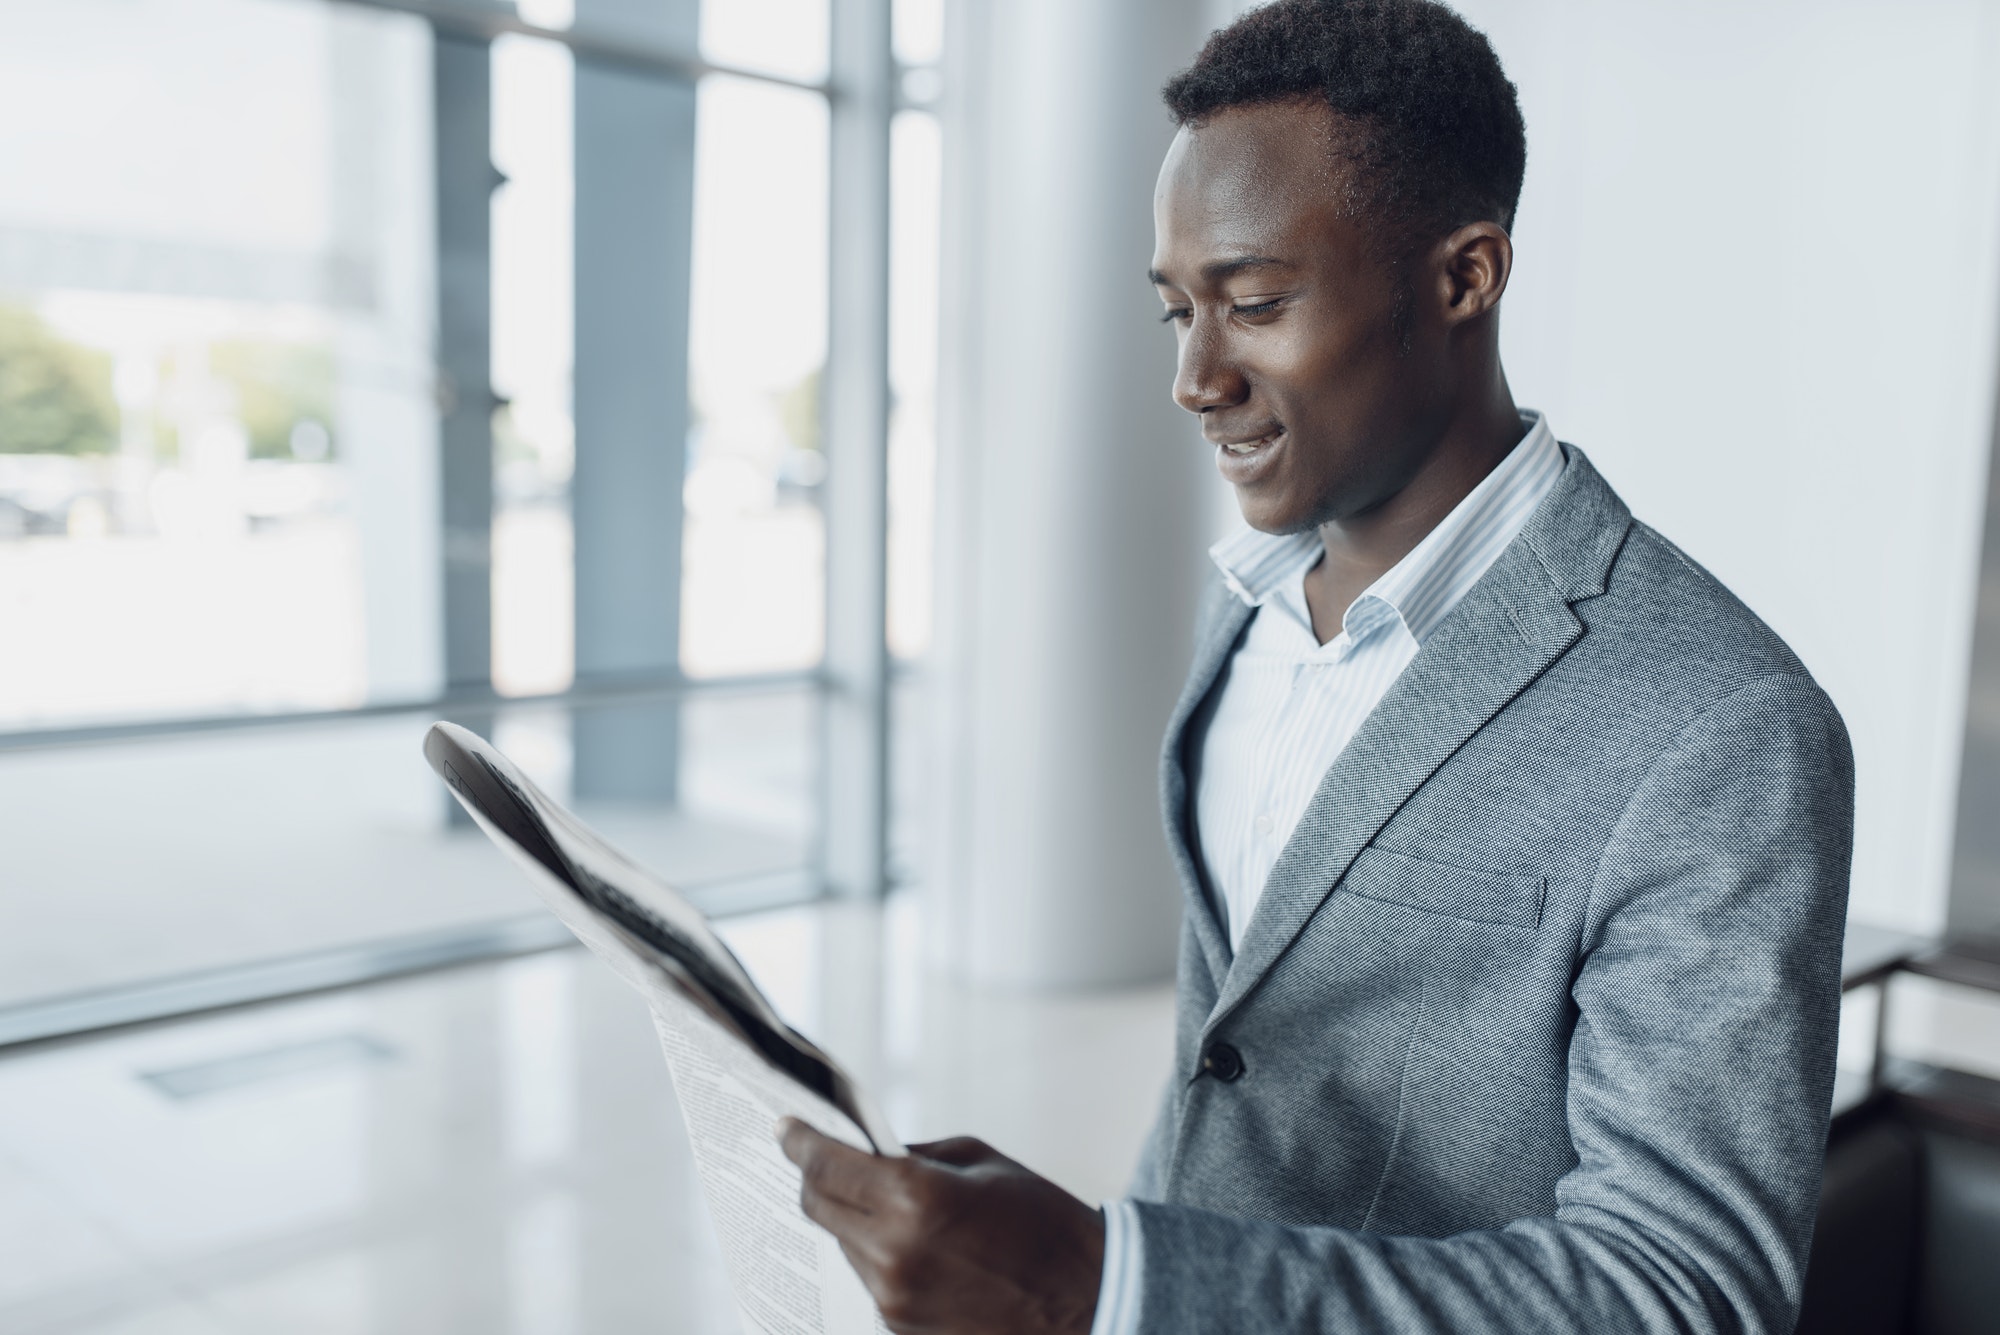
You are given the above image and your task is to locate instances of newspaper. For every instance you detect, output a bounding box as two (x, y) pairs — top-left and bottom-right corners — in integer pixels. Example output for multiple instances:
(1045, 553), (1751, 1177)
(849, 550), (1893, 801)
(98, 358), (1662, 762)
(423, 722), (896, 1335)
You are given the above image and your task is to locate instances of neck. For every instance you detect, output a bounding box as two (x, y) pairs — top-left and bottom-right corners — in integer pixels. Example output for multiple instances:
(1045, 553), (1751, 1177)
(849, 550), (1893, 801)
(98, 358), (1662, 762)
(1302, 367), (1523, 642)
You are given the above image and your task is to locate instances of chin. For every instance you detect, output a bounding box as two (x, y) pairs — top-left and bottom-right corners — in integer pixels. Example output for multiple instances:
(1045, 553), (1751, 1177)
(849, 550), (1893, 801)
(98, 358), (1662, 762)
(1233, 489), (1320, 538)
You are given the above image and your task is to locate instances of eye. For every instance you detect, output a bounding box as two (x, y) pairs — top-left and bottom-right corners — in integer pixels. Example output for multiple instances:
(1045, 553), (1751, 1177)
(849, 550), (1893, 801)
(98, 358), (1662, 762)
(1231, 297), (1285, 319)
(1160, 306), (1192, 325)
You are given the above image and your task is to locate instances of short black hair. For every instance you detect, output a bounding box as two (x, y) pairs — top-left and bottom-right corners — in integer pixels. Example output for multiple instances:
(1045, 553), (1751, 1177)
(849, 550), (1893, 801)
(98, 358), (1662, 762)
(1163, 0), (1526, 251)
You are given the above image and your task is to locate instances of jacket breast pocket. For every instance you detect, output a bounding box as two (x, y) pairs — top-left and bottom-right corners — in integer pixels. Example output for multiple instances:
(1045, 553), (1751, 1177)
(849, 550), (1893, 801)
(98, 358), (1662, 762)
(1339, 846), (1546, 930)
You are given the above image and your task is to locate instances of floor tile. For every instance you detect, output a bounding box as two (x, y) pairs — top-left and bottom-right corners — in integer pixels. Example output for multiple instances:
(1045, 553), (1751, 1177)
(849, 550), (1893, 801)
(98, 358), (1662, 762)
(0, 899), (1174, 1333)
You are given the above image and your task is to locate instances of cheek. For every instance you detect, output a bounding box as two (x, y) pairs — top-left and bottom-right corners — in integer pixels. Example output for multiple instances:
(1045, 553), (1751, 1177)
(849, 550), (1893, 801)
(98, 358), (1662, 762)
(1300, 325), (1412, 432)
(1261, 326), (1377, 443)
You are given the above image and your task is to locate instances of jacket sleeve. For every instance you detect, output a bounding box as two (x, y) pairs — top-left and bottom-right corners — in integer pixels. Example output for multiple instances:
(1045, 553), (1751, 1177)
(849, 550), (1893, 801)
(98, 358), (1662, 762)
(1128, 674), (1854, 1335)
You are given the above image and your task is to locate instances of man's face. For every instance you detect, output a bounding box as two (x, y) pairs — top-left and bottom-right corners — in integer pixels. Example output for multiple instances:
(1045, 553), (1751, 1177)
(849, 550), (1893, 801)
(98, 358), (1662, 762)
(1151, 100), (1453, 535)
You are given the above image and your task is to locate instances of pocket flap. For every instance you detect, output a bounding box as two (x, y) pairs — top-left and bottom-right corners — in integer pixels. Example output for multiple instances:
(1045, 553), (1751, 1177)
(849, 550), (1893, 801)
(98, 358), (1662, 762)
(1340, 846), (1545, 929)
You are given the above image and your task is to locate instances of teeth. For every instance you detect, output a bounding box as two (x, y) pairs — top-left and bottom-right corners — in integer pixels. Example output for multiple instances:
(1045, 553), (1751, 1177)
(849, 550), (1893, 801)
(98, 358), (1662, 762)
(1223, 431), (1279, 456)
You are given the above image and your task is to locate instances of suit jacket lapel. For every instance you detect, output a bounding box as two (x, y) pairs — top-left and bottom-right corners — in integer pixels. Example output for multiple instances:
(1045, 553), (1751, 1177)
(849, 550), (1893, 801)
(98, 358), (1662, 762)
(1198, 448), (1634, 1042)
(1160, 588), (1251, 986)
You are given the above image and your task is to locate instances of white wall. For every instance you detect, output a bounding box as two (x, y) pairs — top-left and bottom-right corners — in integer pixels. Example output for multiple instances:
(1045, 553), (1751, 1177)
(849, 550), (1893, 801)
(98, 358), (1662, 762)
(1450, 0), (2000, 933)
(1200, 0), (2000, 933)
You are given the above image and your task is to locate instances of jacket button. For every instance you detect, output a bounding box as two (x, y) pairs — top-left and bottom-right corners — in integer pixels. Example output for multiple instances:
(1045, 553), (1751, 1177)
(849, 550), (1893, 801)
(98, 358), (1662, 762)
(1202, 1042), (1245, 1082)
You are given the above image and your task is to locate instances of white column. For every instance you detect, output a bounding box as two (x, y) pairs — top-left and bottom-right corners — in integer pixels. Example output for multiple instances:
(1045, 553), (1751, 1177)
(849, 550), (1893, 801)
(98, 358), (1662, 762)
(928, 0), (1215, 988)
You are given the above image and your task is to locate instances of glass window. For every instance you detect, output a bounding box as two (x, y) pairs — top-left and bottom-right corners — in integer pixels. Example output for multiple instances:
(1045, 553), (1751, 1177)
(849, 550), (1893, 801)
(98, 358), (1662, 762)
(888, 109), (941, 661)
(0, 0), (914, 1032)
(0, 718), (521, 1009)
(886, 106), (941, 882)
(894, 0), (944, 67)
(700, 0), (830, 84)
(0, 691), (815, 1024)
(517, 0), (576, 28)
(0, 0), (439, 726)
(683, 76), (830, 679)
(491, 33), (577, 698)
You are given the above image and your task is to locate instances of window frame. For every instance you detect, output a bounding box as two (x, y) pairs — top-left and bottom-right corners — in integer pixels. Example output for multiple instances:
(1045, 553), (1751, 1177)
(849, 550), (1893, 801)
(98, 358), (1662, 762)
(0, 0), (923, 1048)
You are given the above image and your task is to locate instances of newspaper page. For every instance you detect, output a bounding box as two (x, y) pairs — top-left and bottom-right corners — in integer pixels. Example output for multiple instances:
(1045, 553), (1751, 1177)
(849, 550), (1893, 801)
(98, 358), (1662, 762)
(649, 989), (890, 1335)
(423, 723), (893, 1335)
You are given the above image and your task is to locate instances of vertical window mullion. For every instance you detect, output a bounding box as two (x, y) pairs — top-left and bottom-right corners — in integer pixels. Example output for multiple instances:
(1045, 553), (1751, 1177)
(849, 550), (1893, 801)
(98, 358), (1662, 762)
(433, 28), (498, 699)
(569, 0), (700, 802)
(821, 0), (894, 900)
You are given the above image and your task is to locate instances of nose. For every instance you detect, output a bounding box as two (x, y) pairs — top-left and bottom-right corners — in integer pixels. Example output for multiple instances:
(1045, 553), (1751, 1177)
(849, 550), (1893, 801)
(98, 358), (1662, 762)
(1171, 313), (1246, 417)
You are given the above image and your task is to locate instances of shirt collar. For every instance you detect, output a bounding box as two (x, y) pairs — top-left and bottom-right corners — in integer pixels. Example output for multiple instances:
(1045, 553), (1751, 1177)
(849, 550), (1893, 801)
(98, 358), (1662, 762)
(1208, 410), (1567, 645)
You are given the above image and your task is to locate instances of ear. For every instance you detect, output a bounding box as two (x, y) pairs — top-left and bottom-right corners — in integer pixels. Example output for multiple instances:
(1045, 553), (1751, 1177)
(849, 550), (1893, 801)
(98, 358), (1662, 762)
(1433, 221), (1512, 325)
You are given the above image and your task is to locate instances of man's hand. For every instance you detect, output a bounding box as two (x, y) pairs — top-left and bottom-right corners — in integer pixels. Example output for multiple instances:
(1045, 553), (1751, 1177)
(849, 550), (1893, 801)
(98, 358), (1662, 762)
(777, 1118), (1106, 1334)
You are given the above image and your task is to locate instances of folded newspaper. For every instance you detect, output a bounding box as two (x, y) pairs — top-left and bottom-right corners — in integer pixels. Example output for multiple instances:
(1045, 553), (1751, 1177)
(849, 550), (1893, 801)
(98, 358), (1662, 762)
(423, 721), (897, 1335)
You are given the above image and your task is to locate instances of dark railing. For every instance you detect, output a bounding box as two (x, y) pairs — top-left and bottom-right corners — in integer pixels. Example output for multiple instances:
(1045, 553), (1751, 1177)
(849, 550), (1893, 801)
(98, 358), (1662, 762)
(1836, 923), (2000, 1130)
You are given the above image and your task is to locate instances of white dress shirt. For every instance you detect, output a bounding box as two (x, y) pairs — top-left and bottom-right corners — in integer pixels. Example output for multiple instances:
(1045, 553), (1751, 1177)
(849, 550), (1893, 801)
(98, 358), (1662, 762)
(1090, 411), (1566, 1335)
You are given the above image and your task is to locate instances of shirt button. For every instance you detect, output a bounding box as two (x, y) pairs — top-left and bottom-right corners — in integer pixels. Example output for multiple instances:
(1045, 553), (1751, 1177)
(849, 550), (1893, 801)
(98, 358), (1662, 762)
(1254, 814), (1274, 836)
(1202, 1042), (1245, 1082)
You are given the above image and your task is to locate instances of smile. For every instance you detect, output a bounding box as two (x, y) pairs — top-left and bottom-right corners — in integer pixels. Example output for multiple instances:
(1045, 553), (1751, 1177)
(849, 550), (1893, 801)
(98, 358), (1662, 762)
(1219, 428), (1284, 456)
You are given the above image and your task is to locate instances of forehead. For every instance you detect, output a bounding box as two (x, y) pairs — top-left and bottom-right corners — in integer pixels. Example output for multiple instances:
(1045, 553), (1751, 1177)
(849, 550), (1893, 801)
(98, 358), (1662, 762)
(1153, 99), (1355, 265)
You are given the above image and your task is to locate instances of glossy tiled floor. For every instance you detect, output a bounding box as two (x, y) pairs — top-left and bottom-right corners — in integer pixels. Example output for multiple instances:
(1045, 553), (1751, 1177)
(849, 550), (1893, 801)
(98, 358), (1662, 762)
(14, 897), (1993, 1335)
(0, 898), (1177, 1334)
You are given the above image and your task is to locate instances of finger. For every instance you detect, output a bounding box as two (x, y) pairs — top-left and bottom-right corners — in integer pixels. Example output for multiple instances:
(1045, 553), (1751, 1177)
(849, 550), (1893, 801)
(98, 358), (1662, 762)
(799, 1183), (908, 1291)
(777, 1116), (831, 1164)
(907, 1136), (995, 1169)
(797, 1170), (876, 1237)
(779, 1118), (896, 1212)
(830, 1233), (906, 1321)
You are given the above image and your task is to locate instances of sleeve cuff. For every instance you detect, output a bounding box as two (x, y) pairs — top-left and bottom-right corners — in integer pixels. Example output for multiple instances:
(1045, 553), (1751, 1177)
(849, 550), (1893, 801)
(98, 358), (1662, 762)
(1090, 1198), (1145, 1335)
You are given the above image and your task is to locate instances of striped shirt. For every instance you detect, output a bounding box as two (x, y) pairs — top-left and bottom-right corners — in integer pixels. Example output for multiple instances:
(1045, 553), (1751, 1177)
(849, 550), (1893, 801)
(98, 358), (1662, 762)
(1194, 410), (1565, 951)
(1090, 410), (1565, 1335)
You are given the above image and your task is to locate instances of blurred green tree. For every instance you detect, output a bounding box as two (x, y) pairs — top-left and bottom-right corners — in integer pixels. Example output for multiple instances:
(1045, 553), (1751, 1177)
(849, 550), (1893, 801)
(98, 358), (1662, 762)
(780, 366), (821, 453)
(211, 340), (337, 460)
(0, 305), (118, 455)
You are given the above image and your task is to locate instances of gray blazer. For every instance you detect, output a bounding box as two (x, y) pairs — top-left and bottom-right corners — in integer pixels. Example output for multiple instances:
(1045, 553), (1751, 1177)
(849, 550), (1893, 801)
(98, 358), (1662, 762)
(1129, 446), (1853, 1334)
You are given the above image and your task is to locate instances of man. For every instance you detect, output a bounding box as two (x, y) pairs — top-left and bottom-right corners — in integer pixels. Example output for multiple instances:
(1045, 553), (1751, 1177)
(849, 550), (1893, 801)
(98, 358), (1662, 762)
(780, 1), (1854, 1331)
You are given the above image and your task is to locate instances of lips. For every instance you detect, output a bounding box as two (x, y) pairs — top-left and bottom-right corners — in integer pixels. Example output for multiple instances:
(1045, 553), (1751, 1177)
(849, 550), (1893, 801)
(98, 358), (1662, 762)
(1218, 428), (1284, 455)
(1211, 425), (1286, 484)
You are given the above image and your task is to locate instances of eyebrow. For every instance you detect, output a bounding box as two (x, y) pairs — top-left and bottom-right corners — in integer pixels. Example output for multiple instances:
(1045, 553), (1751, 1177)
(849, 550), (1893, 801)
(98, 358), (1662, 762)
(1148, 254), (1291, 288)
